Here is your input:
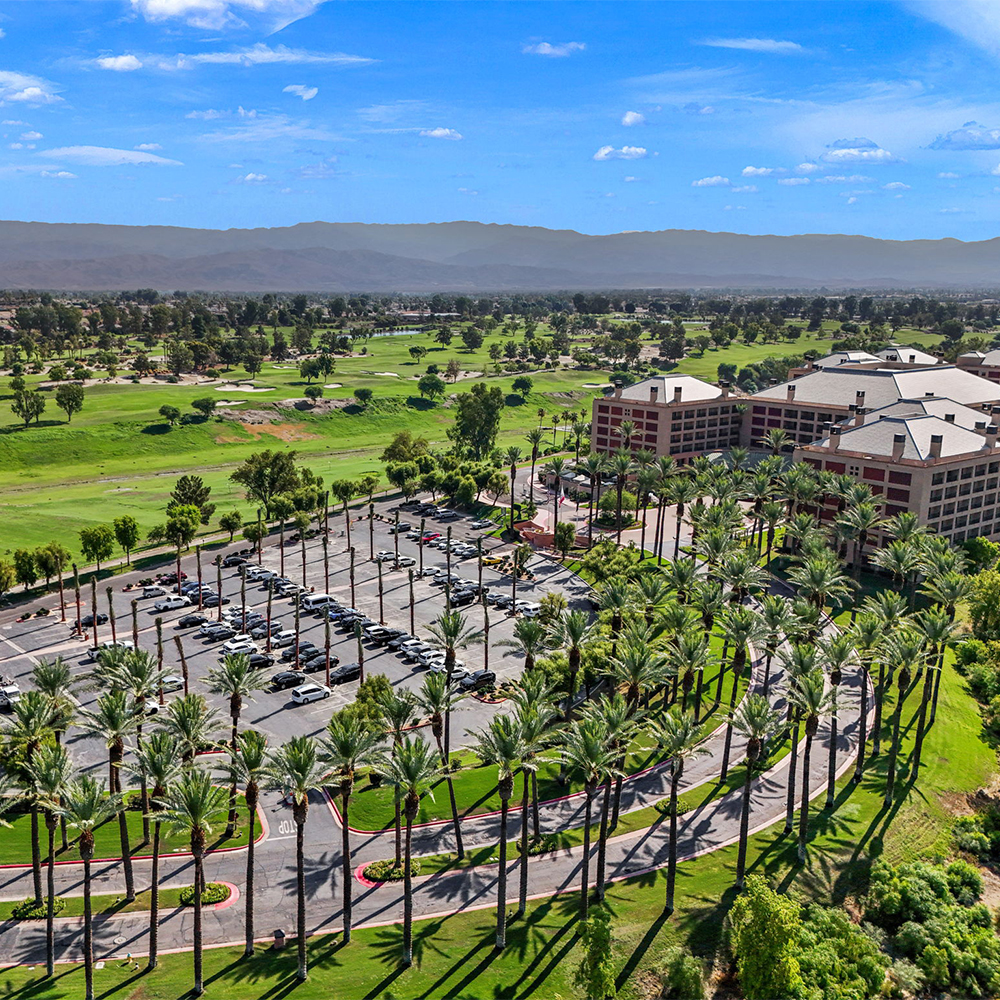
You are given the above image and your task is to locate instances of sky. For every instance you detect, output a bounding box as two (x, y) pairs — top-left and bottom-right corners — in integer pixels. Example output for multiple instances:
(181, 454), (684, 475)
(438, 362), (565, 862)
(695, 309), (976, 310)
(9, 1), (1000, 239)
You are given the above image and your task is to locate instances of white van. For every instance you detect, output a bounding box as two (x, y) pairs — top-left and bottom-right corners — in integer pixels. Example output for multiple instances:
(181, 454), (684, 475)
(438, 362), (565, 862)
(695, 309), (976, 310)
(300, 593), (333, 611)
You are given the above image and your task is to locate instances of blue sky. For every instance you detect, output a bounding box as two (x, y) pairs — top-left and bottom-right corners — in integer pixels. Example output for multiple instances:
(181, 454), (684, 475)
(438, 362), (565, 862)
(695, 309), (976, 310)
(8, 0), (1000, 239)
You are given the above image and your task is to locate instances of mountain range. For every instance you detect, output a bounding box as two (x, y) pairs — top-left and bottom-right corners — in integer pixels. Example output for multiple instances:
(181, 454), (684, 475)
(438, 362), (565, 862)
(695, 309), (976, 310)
(1, 219), (1000, 292)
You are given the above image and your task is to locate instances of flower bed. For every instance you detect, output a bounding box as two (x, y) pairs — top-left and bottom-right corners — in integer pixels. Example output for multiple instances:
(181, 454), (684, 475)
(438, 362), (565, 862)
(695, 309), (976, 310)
(12, 896), (66, 920)
(179, 882), (231, 906)
(362, 858), (421, 882)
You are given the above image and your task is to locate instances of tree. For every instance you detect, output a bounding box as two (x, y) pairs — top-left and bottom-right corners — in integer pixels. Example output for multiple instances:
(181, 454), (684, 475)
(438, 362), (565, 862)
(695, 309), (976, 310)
(164, 504), (201, 552)
(56, 776), (118, 1000)
(264, 736), (331, 981)
(159, 404), (180, 426)
(408, 345), (427, 364)
(78, 524), (115, 572)
(355, 387), (374, 407)
(461, 327), (484, 350)
(160, 770), (228, 996)
(112, 515), (140, 565)
(554, 520), (576, 559)
(54, 383), (84, 422)
(0, 560), (16, 600)
(230, 449), (301, 518)
(169, 474), (216, 525)
(449, 383), (506, 458)
(11, 388), (45, 426)
(159, 693), (221, 764)
(575, 905), (617, 1000)
(244, 353), (263, 377)
(219, 510), (242, 541)
(322, 711), (383, 942)
(304, 384), (323, 402)
(191, 396), (217, 419)
(13, 548), (37, 590)
(511, 375), (533, 399)
(729, 876), (804, 1000)
(789, 669), (834, 861)
(418, 372), (446, 399)
(379, 735), (440, 966)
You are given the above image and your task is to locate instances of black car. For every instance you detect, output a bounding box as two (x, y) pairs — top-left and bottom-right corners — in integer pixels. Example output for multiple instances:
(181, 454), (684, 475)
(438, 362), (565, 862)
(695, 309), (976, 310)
(280, 642), (317, 662)
(201, 594), (231, 607)
(222, 554), (247, 567)
(367, 627), (405, 645)
(460, 669), (496, 691)
(177, 613), (210, 629)
(302, 653), (339, 674)
(248, 652), (275, 669)
(329, 662), (362, 685)
(80, 613), (109, 627)
(388, 633), (417, 650)
(269, 670), (304, 691)
(450, 589), (477, 607)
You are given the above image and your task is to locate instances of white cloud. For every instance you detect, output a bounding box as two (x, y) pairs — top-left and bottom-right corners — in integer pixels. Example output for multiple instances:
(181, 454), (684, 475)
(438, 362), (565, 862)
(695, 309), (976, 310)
(691, 175), (730, 187)
(20, 131), (41, 141)
(458, 187), (478, 195)
(522, 41), (585, 57)
(283, 84), (318, 101)
(683, 102), (716, 115)
(185, 108), (226, 119)
(815, 174), (875, 183)
(593, 145), (648, 161)
(883, 181), (910, 191)
(135, 143), (162, 151)
(624, 175), (638, 182)
(2, 119), (26, 125)
(847, 196), (858, 205)
(42, 145), (182, 166)
(0, 72), (62, 106)
(7, 142), (20, 149)
(40, 170), (75, 179)
(236, 172), (268, 183)
(621, 111), (644, 127)
(151, 43), (372, 70)
(938, 171), (961, 178)
(821, 137), (898, 164)
(296, 157), (337, 179)
(778, 177), (810, 185)
(699, 37), (804, 54)
(796, 162), (821, 173)
(742, 165), (775, 176)
(97, 55), (143, 71)
(731, 184), (758, 193)
(199, 112), (339, 143)
(909, 1), (1000, 60)
(130, 0), (326, 32)
(420, 127), (462, 140)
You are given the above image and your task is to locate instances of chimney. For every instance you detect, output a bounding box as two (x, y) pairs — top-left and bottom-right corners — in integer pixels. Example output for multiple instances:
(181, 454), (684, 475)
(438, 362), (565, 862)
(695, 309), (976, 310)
(944, 413), (955, 423)
(673, 385), (683, 404)
(787, 384), (796, 401)
(720, 380), (730, 399)
(828, 424), (841, 452)
(908, 354), (916, 363)
(987, 426), (999, 449)
(929, 434), (943, 460)
(991, 405), (1000, 426)
(855, 406), (866, 426)
(650, 384), (659, 403)
(856, 390), (866, 406)
(892, 433), (906, 461)
(807, 359), (815, 371)
(613, 380), (623, 399)
(925, 391), (934, 397)
(769, 378), (778, 387)
(976, 421), (987, 433)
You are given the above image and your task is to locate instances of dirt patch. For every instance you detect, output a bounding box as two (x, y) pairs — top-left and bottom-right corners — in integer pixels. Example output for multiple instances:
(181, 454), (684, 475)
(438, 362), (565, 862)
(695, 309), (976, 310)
(543, 391), (588, 403)
(217, 407), (275, 425)
(242, 421), (320, 442)
(275, 397), (352, 414)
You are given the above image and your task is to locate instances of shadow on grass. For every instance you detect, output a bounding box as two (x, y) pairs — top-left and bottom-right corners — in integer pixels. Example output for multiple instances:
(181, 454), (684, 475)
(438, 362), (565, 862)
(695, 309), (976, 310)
(406, 396), (439, 411)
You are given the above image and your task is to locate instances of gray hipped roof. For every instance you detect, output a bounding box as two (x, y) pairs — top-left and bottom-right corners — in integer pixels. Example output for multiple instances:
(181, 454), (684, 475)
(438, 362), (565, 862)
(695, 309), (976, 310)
(815, 413), (990, 461)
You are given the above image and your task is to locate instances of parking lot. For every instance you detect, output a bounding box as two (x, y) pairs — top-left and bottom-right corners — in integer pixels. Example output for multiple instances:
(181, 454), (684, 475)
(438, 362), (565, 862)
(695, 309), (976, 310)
(0, 496), (593, 772)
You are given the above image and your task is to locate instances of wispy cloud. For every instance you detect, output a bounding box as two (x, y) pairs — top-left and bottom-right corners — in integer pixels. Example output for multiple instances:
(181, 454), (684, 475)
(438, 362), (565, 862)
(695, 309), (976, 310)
(0, 71), (62, 106)
(283, 84), (318, 101)
(928, 121), (1000, 150)
(522, 41), (585, 57)
(621, 111), (644, 126)
(777, 177), (810, 185)
(699, 37), (805, 54)
(97, 54), (143, 71)
(908, 1), (1000, 59)
(883, 181), (911, 190)
(148, 44), (373, 71)
(593, 145), (648, 161)
(199, 112), (340, 143)
(821, 137), (899, 164)
(134, 143), (162, 151)
(691, 175), (730, 187)
(42, 145), (182, 166)
(129, 0), (328, 33)
(420, 127), (462, 140)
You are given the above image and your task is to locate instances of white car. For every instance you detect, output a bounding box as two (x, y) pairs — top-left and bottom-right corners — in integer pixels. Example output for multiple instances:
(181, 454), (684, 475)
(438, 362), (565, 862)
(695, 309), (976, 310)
(291, 683), (331, 704)
(161, 674), (184, 692)
(470, 519), (494, 529)
(375, 550), (395, 562)
(427, 661), (468, 680)
(397, 555), (416, 568)
(154, 595), (190, 612)
(0, 684), (21, 710)
(515, 601), (541, 617)
(222, 635), (258, 654)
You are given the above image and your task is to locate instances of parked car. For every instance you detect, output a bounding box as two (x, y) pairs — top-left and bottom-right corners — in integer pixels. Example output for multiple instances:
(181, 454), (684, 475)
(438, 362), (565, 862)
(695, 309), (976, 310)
(375, 550), (395, 562)
(250, 621), (284, 640)
(200, 624), (235, 641)
(161, 674), (184, 692)
(397, 555), (416, 568)
(437, 510), (461, 521)
(329, 662), (362, 685)
(428, 662), (469, 681)
(142, 585), (167, 599)
(450, 589), (477, 607)
(402, 641), (434, 662)
(280, 642), (317, 662)
(482, 555), (505, 567)
(470, 519), (494, 529)
(222, 635), (258, 655)
(0, 684), (22, 711)
(461, 669), (497, 691)
(154, 595), (191, 612)
(387, 633), (417, 650)
(222, 554), (246, 567)
(491, 594), (514, 610)
(85, 639), (135, 661)
(270, 629), (298, 647)
(302, 653), (339, 673)
(405, 530), (422, 541)
(270, 670), (304, 692)
(366, 626), (405, 645)
(291, 683), (331, 704)
(421, 532), (442, 542)
(248, 652), (275, 669)
(80, 613), (109, 627)
(201, 593), (231, 607)
(176, 613), (210, 629)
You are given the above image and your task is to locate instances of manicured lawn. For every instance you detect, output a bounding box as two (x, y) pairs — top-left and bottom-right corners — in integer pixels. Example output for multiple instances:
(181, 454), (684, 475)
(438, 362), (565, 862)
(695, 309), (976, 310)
(0, 797), (259, 866)
(0, 885), (210, 922)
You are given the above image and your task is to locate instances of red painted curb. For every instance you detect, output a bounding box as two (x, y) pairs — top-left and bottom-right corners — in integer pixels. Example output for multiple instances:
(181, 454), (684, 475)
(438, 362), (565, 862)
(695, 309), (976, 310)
(212, 882), (240, 911)
(354, 863), (381, 888)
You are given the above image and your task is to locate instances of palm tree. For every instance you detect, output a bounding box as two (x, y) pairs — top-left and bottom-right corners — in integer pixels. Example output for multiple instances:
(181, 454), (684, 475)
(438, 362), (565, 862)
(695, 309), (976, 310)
(56, 776), (118, 1000)
(468, 714), (525, 949)
(662, 557), (698, 605)
(670, 476), (700, 559)
(548, 610), (597, 718)
(760, 500), (785, 563)
(729, 694), (781, 887)
(158, 693), (221, 765)
(498, 617), (548, 671)
(608, 450), (635, 543)
(264, 736), (331, 981)
(763, 428), (789, 456)
(26, 743), (73, 977)
(910, 609), (956, 780)
(882, 632), (923, 806)
(78, 690), (138, 902)
(545, 456), (567, 535)
(127, 730), (182, 970)
(654, 710), (708, 913)
(788, 669), (834, 862)
(818, 632), (855, 808)
(653, 455), (676, 562)
(758, 595), (795, 697)
(873, 539), (923, 608)
(580, 452), (605, 548)
(596, 579), (632, 657)
(526, 427), (544, 503)
(836, 502), (883, 580)
(323, 711), (383, 944)
(504, 445), (522, 534)
(779, 644), (815, 834)
(377, 688), (417, 865)
(204, 653), (270, 836)
(673, 632), (711, 719)
(159, 769), (229, 996)
(848, 614), (882, 783)
(5, 691), (57, 905)
(611, 642), (669, 712)
(635, 467), (659, 556)
(556, 718), (619, 919)
(379, 736), (440, 966)
(788, 554), (853, 612)
(717, 607), (765, 780)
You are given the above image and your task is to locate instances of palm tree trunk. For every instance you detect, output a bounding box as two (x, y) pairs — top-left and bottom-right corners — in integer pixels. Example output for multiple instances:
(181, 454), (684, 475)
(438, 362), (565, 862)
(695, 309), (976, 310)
(797, 731), (814, 862)
(785, 717), (800, 833)
(226, 717), (239, 838)
(117, 796), (135, 902)
(884, 683), (908, 806)
(441, 715), (465, 860)
(296, 817), (307, 981)
(735, 764), (754, 888)
(45, 817), (55, 977)
(342, 793), (353, 943)
(929, 650), (945, 724)
(531, 772), (540, 838)
(854, 667), (869, 784)
(596, 779), (611, 901)
(826, 686), (839, 808)
(148, 820), (161, 970)
(719, 656), (742, 781)
(871, 661), (885, 757)
(83, 850), (94, 1000)
(193, 847), (204, 996)
(30, 805), (42, 905)
(673, 508), (682, 559)
(665, 764), (681, 914)
(495, 794), (508, 949)
(518, 770), (530, 915)
(909, 668), (935, 782)
(580, 790), (593, 919)
(403, 815), (414, 966)
(244, 790), (256, 957)
(693, 668), (705, 723)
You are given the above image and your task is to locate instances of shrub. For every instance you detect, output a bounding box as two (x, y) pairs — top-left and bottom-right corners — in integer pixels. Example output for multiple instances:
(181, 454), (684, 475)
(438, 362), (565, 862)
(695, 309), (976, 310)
(12, 896), (65, 920)
(796, 905), (887, 1000)
(363, 858), (421, 882)
(656, 945), (706, 1000)
(179, 882), (231, 906)
(203, 369), (220, 379)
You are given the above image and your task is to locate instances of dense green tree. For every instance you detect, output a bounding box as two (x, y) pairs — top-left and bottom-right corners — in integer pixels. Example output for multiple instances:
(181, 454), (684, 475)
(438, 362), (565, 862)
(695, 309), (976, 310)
(54, 383), (85, 422)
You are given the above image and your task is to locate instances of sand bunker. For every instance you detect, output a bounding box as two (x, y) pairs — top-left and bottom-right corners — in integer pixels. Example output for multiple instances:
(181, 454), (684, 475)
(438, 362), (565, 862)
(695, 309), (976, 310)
(272, 365), (298, 370)
(215, 400), (246, 406)
(361, 370), (401, 377)
(214, 384), (275, 393)
(582, 383), (611, 389)
(324, 383), (343, 389)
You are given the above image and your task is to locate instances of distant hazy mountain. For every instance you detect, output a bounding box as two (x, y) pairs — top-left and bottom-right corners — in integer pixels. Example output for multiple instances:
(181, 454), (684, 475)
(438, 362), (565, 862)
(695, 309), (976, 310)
(1, 219), (1000, 292)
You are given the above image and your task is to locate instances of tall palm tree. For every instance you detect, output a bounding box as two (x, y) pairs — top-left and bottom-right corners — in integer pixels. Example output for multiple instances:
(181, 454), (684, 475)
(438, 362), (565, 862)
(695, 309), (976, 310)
(498, 617), (548, 671)
(580, 452), (606, 548)
(548, 610), (597, 718)
(379, 736), (440, 966)
(556, 718), (619, 919)
(910, 609), (956, 780)
(204, 653), (271, 836)
(468, 714), (525, 949)
(26, 743), (73, 977)
(5, 691), (57, 905)
(789, 669), (834, 862)
(264, 736), (331, 981)
(873, 539), (923, 608)
(377, 688), (417, 865)
(670, 476), (700, 559)
(848, 614), (882, 783)
(818, 632), (855, 807)
(662, 557), (698, 605)
(779, 643), (815, 834)
(654, 710), (708, 914)
(56, 776), (118, 1000)
(512, 698), (555, 912)
(611, 642), (669, 713)
(127, 730), (181, 970)
(323, 711), (383, 944)
(525, 427), (544, 504)
(596, 579), (632, 657)
(635, 467), (659, 556)
(78, 690), (138, 902)
(729, 694), (781, 887)
(504, 445), (522, 534)
(760, 500), (785, 564)
(30, 658), (75, 850)
(158, 693), (221, 765)
(159, 769), (229, 996)
(836, 502), (883, 580)
(882, 632), (923, 806)
(788, 554), (853, 612)
(718, 607), (766, 781)
(673, 631), (711, 720)
(545, 456), (567, 535)
(652, 455), (676, 563)
(608, 450), (635, 543)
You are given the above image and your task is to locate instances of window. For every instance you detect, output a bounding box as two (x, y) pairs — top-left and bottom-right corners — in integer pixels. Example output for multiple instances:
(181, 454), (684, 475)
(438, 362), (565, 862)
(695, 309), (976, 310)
(888, 470), (912, 485)
(932, 472), (945, 485)
(887, 487), (910, 502)
(863, 467), (886, 482)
